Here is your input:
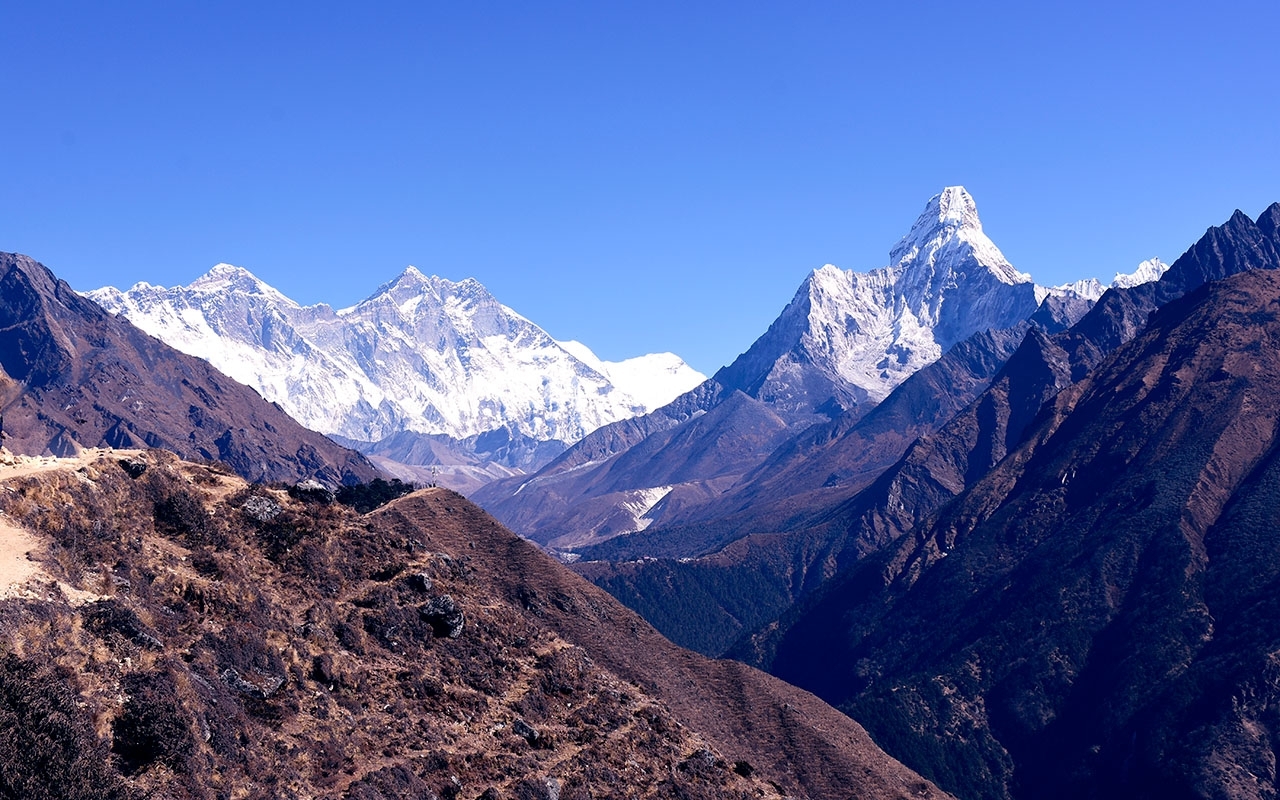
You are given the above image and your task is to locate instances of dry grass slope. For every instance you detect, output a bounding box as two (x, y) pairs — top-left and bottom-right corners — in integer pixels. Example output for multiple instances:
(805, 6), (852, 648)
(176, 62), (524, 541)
(0, 448), (945, 800)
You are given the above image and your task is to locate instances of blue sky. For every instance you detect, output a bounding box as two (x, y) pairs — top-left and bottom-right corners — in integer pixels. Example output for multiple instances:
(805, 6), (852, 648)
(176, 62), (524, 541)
(3, 2), (1278, 375)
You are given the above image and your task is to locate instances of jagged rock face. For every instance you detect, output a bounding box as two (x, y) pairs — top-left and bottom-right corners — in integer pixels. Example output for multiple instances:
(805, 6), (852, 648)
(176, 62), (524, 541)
(0, 252), (377, 485)
(739, 260), (1280, 797)
(715, 187), (1045, 419)
(0, 449), (949, 800)
(88, 266), (704, 453)
(752, 202), (1280, 608)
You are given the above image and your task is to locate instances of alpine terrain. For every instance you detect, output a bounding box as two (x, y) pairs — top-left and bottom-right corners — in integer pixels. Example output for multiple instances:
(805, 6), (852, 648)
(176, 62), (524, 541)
(0, 190), (1266, 800)
(474, 187), (1164, 550)
(0, 252), (377, 486)
(730, 201), (1280, 799)
(562, 203), (1246, 661)
(88, 266), (704, 482)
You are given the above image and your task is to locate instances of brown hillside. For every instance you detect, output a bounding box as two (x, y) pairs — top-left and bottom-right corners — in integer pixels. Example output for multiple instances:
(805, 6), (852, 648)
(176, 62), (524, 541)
(751, 267), (1280, 799)
(0, 447), (946, 800)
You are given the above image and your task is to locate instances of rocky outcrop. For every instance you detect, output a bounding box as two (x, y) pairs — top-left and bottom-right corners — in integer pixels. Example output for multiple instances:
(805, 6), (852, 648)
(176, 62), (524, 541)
(420, 594), (465, 639)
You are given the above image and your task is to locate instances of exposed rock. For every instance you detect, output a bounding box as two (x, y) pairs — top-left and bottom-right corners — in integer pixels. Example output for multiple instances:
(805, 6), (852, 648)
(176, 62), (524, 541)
(407, 572), (434, 592)
(240, 494), (282, 523)
(422, 595), (465, 639)
(512, 717), (539, 744)
(219, 667), (285, 700)
(290, 478), (335, 503)
(117, 457), (147, 478)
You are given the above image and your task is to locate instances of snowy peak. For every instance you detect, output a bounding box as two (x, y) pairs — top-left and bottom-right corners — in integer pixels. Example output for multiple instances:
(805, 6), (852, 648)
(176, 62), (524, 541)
(890, 186), (1030, 287)
(1112, 257), (1169, 288)
(1047, 278), (1107, 302)
(188, 263), (298, 306)
(360, 267), (498, 318)
(89, 266), (706, 449)
(1043, 258), (1171, 302)
(361, 265), (439, 306)
(717, 187), (1045, 417)
(376, 265), (433, 295)
(912, 185), (983, 236)
(558, 340), (704, 411)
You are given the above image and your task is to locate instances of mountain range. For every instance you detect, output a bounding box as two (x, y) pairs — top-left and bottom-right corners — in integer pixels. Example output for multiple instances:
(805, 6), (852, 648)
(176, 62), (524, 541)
(736, 202), (1280, 799)
(566, 200), (1279, 661)
(549, 198), (1280, 798)
(473, 187), (1166, 550)
(0, 252), (376, 485)
(87, 187), (1163, 509)
(89, 265), (704, 480)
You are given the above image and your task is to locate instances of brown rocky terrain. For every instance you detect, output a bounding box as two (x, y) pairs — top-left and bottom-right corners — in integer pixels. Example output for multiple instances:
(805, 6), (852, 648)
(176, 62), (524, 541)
(0, 252), (377, 485)
(0, 446), (946, 799)
(739, 266), (1280, 799)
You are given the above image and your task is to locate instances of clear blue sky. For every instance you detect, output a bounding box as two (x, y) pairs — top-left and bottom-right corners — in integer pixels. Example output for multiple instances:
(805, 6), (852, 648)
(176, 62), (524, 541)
(3, 1), (1278, 375)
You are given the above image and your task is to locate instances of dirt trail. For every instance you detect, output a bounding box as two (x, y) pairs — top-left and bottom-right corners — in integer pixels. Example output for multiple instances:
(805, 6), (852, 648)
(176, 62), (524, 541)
(0, 516), (40, 599)
(0, 447), (140, 600)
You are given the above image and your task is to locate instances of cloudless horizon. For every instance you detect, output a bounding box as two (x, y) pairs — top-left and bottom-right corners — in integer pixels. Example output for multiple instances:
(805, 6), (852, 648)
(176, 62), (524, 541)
(3, 2), (1278, 375)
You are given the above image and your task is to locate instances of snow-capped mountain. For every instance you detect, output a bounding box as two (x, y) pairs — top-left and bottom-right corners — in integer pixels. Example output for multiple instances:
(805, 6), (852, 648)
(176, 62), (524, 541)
(1111, 256), (1170, 288)
(555, 341), (700, 411)
(715, 186), (1059, 414)
(87, 266), (704, 449)
(477, 185), (1150, 546)
(1048, 257), (1171, 300)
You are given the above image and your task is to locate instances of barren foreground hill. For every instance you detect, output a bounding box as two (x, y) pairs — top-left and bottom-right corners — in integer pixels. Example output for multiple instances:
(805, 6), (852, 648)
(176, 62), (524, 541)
(0, 447), (944, 800)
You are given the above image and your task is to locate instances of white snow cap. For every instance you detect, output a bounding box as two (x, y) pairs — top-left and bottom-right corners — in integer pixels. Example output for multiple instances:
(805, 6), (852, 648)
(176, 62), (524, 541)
(889, 186), (1030, 286)
(185, 264), (299, 306)
(88, 264), (706, 444)
(894, 186), (983, 250)
(931, 185), (983, 229)
(1112, 257), (1169, 289)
